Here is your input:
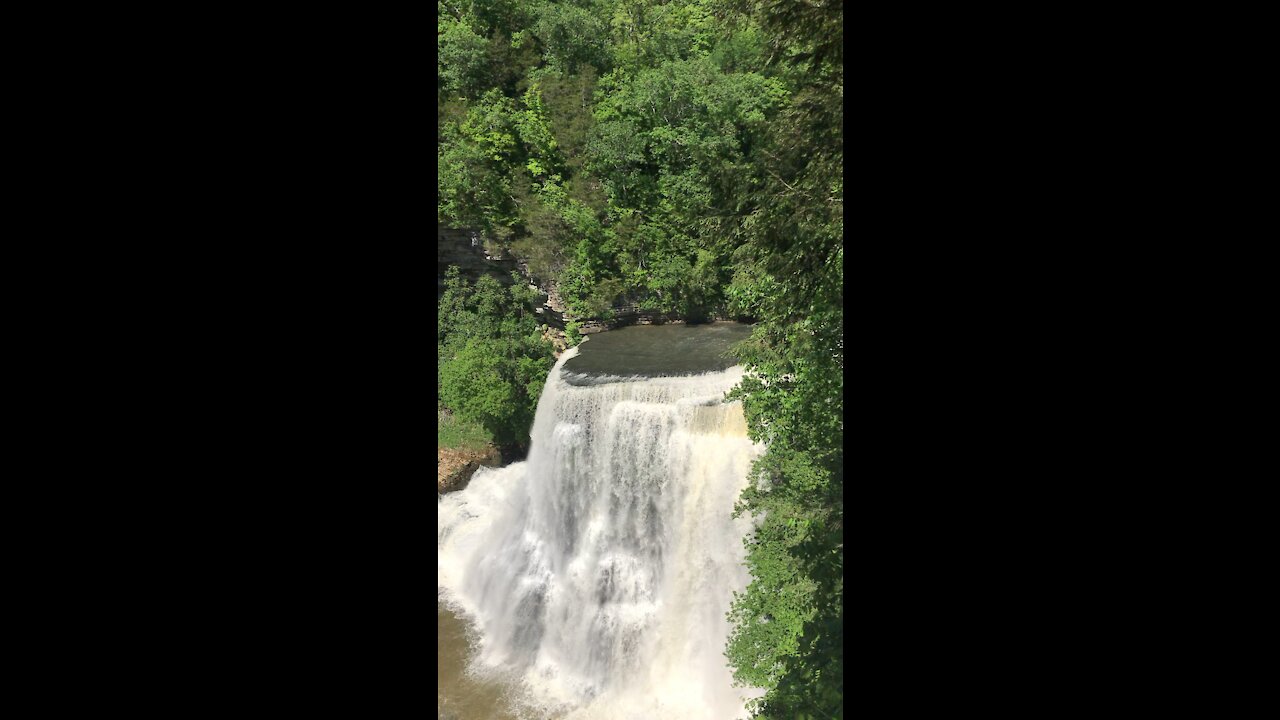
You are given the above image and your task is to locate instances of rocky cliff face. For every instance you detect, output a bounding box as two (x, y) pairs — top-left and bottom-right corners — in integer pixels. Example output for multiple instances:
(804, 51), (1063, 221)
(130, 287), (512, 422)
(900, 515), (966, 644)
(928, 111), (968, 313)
(439, 225), (568, 335)
(439, 226), (725, 345)
(437, 226), (520, 292)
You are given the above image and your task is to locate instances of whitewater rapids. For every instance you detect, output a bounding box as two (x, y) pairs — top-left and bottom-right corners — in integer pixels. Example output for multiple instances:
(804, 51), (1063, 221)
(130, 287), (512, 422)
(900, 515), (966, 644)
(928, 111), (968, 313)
(437, 347), (763, 719)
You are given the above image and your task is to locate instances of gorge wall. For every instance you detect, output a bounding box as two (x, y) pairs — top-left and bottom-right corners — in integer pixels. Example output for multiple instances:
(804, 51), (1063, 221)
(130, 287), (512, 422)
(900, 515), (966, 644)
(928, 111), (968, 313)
(438, 226), (731, 343)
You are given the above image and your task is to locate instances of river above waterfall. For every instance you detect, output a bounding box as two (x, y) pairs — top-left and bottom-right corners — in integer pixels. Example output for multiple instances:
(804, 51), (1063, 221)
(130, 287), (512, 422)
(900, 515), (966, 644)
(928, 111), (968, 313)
(561, 322), (752, 381)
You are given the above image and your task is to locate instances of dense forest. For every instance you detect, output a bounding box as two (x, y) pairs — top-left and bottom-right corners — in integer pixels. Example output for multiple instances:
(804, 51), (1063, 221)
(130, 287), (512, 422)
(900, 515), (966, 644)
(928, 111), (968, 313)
(438, 1), (842, 717)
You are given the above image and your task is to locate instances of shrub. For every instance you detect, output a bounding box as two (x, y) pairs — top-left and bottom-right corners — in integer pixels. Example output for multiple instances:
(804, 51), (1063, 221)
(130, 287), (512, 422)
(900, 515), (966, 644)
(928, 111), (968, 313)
(438, 413), (494, 452)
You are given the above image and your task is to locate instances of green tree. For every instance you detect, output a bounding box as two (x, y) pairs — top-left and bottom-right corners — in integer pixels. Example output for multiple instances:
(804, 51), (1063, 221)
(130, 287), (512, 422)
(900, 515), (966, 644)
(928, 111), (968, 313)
(438, 13), (489, 98)
(529, 0), (613, 73)
(438, 267), (555, 449)
(719, 1), (844, 717)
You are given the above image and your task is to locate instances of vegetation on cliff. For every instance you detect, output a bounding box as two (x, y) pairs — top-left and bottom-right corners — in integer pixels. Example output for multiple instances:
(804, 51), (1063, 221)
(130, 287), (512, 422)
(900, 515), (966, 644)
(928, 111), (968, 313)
(439, 1), (842, 717)
(438, 266), (556, 451)
(438, 0), (791, 322)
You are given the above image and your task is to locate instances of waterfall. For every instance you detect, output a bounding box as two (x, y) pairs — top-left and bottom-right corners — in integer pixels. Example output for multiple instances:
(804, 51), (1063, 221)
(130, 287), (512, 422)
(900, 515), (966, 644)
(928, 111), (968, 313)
(438, 347), (764, 720)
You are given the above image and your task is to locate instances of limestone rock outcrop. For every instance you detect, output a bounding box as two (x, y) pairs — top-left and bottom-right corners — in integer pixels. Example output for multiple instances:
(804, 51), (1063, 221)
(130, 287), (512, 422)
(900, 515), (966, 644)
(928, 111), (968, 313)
(438, 444), (502, 493)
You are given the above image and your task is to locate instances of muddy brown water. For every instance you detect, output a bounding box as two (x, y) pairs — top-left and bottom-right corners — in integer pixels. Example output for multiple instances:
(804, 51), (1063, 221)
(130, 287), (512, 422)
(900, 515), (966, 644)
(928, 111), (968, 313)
(438, 603), (523, 720)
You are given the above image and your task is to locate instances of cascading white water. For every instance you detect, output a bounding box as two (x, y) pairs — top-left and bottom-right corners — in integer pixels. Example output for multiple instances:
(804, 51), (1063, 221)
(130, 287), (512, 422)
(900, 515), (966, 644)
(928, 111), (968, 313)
(438, 347), (763, 720)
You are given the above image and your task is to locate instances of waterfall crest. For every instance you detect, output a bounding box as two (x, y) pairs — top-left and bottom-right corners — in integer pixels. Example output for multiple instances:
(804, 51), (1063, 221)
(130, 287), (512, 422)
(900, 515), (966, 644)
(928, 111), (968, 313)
(438, 347), (763, 719)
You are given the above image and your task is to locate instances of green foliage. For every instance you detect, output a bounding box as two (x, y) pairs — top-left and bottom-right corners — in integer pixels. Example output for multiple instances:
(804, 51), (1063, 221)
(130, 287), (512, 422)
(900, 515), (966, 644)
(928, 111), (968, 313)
(439, 338), (520, 438)
(510, 200), (571, 283)
(440, 1), (787, 322)
(538, 67), (598, 175)
(461, 89), (520, 161)
(530, 0), (613, 73)
(563, 320), (582, 346)
(462, 0), (528, 37)
(437, 411), (495, 451)
(438, 104), (516, 230)
(438, 13), (490, 98)
(717, 1), (843, 717)
(514, 84), (559, 165)
(438, 267), (556, 448)
(607, 0), (717, 71)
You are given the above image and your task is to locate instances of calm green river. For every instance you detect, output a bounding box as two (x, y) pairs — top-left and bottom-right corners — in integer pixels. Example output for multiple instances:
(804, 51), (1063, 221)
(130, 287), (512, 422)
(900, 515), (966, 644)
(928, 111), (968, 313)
(561, 321), (752, 380)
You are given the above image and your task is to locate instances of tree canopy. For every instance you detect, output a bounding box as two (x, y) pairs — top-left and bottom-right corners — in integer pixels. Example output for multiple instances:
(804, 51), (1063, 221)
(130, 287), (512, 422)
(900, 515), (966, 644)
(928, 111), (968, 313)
(438, 266), (555, 450)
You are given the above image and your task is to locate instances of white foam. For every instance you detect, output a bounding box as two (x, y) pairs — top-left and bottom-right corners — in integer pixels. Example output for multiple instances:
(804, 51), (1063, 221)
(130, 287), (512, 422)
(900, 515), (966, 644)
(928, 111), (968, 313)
(438, 349), (764, 719)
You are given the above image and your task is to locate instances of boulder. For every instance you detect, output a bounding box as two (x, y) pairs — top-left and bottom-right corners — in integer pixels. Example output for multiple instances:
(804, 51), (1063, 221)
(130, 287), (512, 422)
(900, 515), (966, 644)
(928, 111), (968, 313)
(437, 445), (502, 493)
